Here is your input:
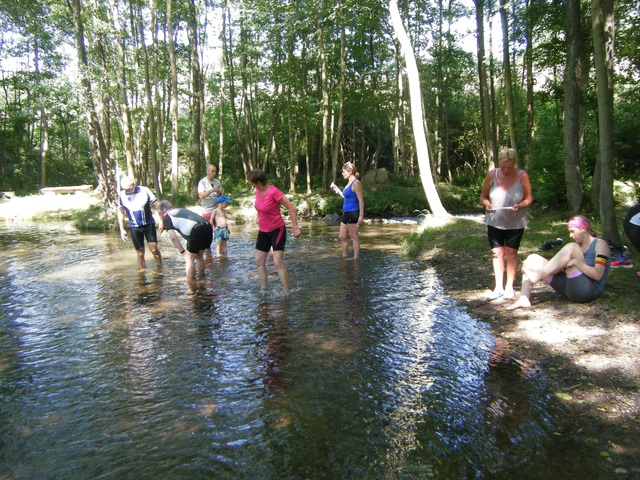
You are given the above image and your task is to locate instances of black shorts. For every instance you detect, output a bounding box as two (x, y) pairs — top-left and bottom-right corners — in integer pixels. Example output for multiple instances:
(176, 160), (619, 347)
(256, 226), (286, 252)
(186, 222), (213, 253)
(487, 225), (525, 250)
(623, 205), (640, 253)
(341, 210), (359, 225)
(130, 224), (158, 251)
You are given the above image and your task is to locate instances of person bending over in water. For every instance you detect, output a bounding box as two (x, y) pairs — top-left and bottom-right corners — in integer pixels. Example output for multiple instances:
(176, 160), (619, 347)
(506, 215), (610, 311)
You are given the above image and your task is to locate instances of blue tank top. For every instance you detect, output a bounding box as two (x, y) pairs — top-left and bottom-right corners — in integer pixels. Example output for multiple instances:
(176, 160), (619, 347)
(584, 238), (610, 294)
(343, 181), (360, 213)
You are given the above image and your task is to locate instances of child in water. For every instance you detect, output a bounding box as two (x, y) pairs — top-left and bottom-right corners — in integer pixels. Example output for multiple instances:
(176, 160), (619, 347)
(212, 195), (232, 256)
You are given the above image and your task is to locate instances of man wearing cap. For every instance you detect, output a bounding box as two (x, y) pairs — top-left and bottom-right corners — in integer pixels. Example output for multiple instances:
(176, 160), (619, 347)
(118, 176), (163, 269)
(197, 164), (223, 223)
(156, 200), (213, 278)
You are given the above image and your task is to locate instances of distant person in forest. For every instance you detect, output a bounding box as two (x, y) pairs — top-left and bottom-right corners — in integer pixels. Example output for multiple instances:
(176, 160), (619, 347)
(212, 195), (232, 256)
(198, 164), (223, 223)
(506, 216), (610, 310)
(480, 148), (533, 301)
(118, 175), (163, 270)
(330, 161), (364, 260)
(248, 169), (301, 293)
(623, 200), (640, 276)
(157, 200), (213, 278)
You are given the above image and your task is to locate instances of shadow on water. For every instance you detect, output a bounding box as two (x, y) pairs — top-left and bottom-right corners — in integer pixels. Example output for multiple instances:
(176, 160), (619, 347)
(0, 221), (612, 478)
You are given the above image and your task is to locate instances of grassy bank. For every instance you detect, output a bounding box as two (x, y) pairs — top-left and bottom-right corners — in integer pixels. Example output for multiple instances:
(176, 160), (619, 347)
(401, 207), (639, 316)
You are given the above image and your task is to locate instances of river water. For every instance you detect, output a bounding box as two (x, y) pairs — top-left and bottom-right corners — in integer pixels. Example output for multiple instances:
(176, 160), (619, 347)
(0, 221), (608, 479)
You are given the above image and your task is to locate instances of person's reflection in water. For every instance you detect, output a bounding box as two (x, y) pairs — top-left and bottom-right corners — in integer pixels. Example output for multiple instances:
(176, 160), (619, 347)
(484, 337), (532, 449)
(340, 260), (365, 327)
(186, 277), (218, 317)
(255, 298), (293, 402)
(122, 270), (162, 310)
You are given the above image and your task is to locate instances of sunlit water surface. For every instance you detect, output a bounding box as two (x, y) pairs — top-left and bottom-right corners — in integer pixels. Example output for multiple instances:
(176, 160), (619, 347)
(0, 221), (607, 478)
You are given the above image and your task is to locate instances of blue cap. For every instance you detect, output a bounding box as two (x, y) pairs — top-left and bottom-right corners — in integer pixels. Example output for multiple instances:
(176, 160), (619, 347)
(216, 195), (232, 204)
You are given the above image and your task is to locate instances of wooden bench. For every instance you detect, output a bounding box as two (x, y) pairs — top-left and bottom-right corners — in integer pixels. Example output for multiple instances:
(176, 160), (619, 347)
(40, 185), (93, 195)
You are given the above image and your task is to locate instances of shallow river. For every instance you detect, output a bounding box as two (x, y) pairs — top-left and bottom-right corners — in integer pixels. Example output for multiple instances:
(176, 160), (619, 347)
(0, 221), (608, 479)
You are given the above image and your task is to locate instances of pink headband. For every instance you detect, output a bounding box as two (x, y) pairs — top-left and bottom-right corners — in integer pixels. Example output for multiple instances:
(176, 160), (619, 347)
(567, 217), (590, 230)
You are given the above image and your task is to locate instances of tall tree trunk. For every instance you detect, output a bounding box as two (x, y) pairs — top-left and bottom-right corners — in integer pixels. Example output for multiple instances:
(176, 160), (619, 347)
(223, 1), (251, 176)
(138, 0), (159, 191)
(108, 0), (136, 178)
(331, 24), (346, 183)
(167, 0), (179, 195)
(524, 0), (534, 169)
(152, 0), (164, 193)
(35, 38), (48, 187)
(475, 0), (496, 169)
(500, 0), (518, 154)
(592, 0), (619, 242)
(392, 43), (404, 176)
(389, 0), (448, 218)
(188, 0), (202, 195)
(70, 0), (118, 212)
(317, 8), (330, 192)
(218, 70), (225, 179)
(563, 0), (585, 214)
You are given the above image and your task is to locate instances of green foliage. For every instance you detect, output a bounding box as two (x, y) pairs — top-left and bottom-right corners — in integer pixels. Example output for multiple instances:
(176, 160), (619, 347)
(72, 205), (113, 231)
(528, 104), (566, 208)
(364, 183), (429, 217)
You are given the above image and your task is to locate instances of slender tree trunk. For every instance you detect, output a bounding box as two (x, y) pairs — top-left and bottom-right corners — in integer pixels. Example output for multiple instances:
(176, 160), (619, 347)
(152, 0), (164, 193)
(475, 0), (496, 169)
(138, 0), (159, 191)
(188, 0), (202, 195)
(524, 0), (534, 169)
(389, 0), (448, 218)
(500, 0), (518, 155)
(331, 24), (346, 183)
(317, 8), (330, 192)
(563, 0), (585, 214)
(218, 70), (225, 179)
(35, 39), (48, 187)
(167, 0), (179, 195)
(592, 0), (619, 242)
(223, 1), (250, 176)
(108, 0), (136, 177)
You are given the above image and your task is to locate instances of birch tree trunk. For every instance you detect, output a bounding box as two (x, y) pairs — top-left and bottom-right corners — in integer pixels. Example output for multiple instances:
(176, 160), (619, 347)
(167, 0), (179, 195)
(388, 0), (448, 218)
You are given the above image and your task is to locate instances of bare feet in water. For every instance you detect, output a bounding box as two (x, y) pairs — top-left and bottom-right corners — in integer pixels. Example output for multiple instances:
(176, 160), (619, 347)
(506, 295), (532, 311)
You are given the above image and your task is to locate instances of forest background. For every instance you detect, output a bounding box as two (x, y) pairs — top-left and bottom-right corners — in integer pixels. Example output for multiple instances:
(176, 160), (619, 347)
(0, 0), (638, 240)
